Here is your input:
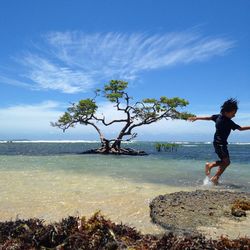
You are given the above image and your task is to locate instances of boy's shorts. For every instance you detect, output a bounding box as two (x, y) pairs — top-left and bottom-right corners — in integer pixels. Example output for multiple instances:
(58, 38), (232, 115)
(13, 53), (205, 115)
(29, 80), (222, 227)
(213, 142), (230, 160)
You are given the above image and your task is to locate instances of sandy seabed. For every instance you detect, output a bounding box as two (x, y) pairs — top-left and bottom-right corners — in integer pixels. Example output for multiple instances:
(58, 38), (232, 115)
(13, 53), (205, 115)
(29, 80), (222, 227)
(0, 169), (249, 239)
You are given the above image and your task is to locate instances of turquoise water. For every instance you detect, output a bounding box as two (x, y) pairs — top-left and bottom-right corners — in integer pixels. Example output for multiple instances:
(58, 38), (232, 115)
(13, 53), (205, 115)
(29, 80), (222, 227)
(0, 141), (249, 191)
(0, 141), (249, 234)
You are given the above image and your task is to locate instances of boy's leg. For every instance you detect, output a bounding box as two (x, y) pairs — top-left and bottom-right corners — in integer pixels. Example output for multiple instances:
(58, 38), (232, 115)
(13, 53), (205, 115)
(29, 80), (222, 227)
(210, 157), (230, 184)
(205, 161), (221, 176)
(207, 143), (224, 177)
(209, 143), (230, 184)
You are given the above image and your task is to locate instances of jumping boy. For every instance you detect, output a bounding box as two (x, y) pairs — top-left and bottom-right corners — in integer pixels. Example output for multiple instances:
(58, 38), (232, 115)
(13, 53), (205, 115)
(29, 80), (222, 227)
(188, 98), (250, 185)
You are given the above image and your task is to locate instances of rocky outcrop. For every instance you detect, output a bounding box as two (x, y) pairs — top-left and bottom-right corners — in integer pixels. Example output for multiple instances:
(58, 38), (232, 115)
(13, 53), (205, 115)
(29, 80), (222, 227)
(150, 190), (250, 234)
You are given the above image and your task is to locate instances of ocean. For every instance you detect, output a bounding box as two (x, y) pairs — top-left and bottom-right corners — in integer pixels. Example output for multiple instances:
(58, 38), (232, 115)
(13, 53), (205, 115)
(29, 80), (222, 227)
(0, 141), (249, 234)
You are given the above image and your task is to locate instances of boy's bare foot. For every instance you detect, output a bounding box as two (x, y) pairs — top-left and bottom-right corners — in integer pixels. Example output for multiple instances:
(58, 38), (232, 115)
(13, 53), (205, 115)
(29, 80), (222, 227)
(205, 162), (211, 177)
(210, 176), (219, 185)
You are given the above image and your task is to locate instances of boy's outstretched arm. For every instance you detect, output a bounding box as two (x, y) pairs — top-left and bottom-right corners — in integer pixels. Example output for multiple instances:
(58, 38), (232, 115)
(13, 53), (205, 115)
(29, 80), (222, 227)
(188, 116), (213, 122)
(238, 126), (250, 131)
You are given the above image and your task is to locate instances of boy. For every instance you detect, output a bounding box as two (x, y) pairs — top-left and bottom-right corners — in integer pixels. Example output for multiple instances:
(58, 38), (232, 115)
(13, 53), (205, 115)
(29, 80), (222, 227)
(188, 98), (250, 185)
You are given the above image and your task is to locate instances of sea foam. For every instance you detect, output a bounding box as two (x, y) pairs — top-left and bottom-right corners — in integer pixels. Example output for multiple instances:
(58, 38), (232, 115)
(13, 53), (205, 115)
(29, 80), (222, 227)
(203, 176), (213, 187)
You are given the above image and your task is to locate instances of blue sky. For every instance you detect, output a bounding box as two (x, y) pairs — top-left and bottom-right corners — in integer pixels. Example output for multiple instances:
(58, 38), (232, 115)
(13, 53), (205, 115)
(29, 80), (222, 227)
(0, 0), (250, 141)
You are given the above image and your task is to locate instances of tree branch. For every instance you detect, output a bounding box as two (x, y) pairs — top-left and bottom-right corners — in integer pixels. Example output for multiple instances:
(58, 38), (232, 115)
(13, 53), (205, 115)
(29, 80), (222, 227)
(109, 132), (137, 142)
(124, 108), (173, 135)
(87, 121), (105, 142)
(92, 115), (128, 126)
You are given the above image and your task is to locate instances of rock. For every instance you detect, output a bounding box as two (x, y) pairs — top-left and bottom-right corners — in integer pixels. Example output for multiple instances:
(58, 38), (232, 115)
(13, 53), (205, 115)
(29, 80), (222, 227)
(231, 199), (250, 217)
(231, 208), (246, 217)
(149, 190), (250, 234)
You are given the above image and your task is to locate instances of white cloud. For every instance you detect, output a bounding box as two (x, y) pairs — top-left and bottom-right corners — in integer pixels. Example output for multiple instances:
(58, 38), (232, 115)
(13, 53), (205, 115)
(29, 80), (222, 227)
(0, 101), (124, 140)
(0, 100), (199, 140)
(95, 103), (211, 136)
(0, 100), (209, 137)
(0, 101), (82, 140)
(1, 31), (234, 94)
(21, 54), (93, 93)
(1, 101), (250, 141)
(0, 101), (62, 131)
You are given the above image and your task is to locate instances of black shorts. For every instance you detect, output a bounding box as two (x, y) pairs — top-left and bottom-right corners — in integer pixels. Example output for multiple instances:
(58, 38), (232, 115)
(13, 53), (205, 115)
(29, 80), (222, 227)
(213, 142), (230, 160)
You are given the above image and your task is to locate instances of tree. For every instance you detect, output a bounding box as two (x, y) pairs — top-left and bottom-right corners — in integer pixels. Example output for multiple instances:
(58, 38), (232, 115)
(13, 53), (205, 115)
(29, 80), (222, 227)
(51, 80), (193, 155)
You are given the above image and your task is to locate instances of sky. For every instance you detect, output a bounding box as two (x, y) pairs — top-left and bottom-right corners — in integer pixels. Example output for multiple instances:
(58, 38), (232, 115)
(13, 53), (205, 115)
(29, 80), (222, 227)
(0, 0), (250, 141)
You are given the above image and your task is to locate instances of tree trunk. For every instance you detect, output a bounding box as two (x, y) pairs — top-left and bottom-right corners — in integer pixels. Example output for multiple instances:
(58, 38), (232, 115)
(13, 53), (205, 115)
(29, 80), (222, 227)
(100, 139), (111, 153)
(111, 140), (121, 151)
(82, 136), (147, 156)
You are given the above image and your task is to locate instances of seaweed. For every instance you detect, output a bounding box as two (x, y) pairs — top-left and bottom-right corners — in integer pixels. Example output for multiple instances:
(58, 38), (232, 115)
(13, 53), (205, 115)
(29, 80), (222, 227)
(231, 199), (250, 217)
(0, 211), (249, 249)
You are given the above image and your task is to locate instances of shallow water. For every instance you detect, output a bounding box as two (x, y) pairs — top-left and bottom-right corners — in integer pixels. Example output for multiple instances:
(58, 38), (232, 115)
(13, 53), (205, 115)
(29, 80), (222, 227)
(0, 142), (249, 234)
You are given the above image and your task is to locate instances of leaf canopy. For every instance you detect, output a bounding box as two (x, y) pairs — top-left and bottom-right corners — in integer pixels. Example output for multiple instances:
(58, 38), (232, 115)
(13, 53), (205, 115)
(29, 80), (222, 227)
(52, 80), (195, 139)
(104, 80), (128, 102)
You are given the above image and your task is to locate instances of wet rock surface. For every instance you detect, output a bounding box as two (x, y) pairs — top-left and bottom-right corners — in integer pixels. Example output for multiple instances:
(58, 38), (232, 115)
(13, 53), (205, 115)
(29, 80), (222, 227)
(149, 190), (250, 234)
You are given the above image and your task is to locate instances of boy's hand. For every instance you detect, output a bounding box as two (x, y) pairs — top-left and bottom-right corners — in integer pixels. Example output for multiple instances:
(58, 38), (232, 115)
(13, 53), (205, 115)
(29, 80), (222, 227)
(188, 117), (197, 122)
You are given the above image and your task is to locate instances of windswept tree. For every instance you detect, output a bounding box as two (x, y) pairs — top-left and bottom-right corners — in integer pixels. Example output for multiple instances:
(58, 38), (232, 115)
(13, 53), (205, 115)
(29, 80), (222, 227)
(52, 80), (193, 155)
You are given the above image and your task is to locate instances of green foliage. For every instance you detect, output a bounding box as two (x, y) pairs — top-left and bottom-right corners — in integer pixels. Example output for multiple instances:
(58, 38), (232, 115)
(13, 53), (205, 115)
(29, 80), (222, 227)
(177, 112), (195, 120)
(52, 80), (194, 138)
(76, 99), (98, 115)
(104, 80), (128, 102)
(67, 99), (97, 120)
(143, 96), (188, 107)
(53, 99), (98, 130)
(134, 96), (193, 122)
(143, 98), (157, 104)
(155, 142), (180, 152)
(58, 112), (72, 125)
(104, 80), (128, 91)
(160, 96), (189, 108)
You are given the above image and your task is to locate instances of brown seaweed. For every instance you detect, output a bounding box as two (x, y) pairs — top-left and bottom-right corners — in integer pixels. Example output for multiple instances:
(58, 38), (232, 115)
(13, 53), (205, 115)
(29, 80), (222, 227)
(0, 211), (249, 249)
(231, 199), (250, 217)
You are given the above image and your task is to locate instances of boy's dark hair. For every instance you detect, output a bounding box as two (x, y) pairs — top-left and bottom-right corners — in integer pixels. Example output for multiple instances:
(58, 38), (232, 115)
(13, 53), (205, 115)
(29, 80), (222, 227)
(220, 98), (238, 114)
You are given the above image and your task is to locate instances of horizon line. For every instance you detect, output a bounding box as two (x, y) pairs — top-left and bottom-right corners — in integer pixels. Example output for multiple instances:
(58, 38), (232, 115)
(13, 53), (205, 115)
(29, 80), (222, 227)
(1, 140), (250, 145)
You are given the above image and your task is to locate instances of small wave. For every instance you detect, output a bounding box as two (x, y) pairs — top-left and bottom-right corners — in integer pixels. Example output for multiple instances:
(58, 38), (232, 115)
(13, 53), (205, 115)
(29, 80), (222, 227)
(230, 142), (250, 145)
(169, 141), (212, 145)
(2, 140), (101, 143)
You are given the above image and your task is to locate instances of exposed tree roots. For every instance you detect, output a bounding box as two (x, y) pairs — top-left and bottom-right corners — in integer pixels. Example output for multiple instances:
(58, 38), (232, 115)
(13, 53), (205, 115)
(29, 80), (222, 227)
(81, 147), (148, 156)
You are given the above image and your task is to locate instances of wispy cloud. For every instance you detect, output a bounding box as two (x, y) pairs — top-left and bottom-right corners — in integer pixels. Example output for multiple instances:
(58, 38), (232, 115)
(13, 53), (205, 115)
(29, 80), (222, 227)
(1, 31), (234, 93)
(0, 75), (33, 89)
(20, 54), (94, 93)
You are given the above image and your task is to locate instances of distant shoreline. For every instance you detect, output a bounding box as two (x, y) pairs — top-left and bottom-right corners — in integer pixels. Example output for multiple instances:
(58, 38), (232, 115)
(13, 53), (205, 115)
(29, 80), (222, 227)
(1, 140), (250, 144)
